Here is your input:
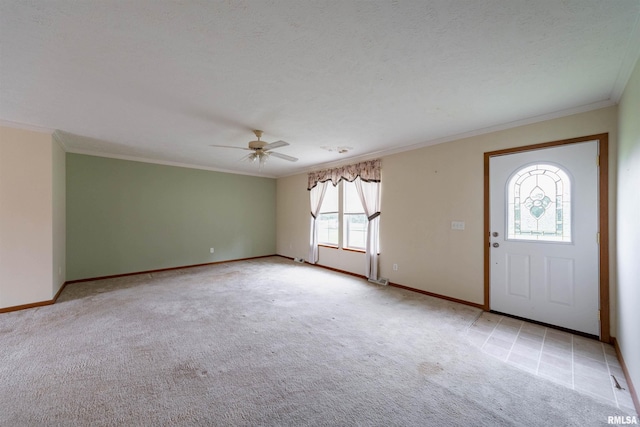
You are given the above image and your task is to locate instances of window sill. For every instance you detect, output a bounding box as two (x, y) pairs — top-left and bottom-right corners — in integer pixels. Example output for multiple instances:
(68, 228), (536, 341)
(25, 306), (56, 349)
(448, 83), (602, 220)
(343, 247), (366, 254)
(318, 245), (367, 254)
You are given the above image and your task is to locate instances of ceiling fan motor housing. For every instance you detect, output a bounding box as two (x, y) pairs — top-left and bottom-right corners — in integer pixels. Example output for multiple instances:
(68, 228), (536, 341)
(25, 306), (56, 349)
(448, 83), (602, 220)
(249, 130), (266, 150)
(248, 140), (267, 150)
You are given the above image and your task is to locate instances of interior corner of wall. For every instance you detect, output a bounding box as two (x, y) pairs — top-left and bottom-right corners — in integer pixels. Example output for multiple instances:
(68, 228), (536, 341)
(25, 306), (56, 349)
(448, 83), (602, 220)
(52, 130), (68, 152)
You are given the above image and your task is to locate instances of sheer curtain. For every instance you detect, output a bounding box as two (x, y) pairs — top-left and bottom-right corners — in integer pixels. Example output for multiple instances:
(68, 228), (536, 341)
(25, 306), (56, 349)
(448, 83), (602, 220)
(308, 181), (328, 264)
(354, 176), (381, 280)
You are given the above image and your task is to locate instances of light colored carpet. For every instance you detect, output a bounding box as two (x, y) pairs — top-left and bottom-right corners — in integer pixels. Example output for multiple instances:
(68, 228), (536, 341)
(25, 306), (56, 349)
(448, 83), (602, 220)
(0, 256), (632, 426)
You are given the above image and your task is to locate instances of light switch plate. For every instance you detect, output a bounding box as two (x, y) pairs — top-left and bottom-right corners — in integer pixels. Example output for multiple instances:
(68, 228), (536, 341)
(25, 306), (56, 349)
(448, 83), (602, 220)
(451, 221), (465, 230)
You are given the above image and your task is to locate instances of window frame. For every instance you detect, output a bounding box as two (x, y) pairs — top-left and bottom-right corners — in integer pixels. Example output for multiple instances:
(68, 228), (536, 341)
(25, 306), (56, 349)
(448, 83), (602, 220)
(342, 181), (367, 251)
(317, 183), (339, 247)
(316, 181), (367, 253)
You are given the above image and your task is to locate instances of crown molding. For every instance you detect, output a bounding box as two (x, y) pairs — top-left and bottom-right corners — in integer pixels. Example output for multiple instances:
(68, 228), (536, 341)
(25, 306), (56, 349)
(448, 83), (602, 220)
(52, 130), (69, 151)
(2, 98), (617, 181)
(611, 12), (640, 101)
(64, 148), (277, 179)
(0, 118), (55, 134)
(278, 99), (616, 179)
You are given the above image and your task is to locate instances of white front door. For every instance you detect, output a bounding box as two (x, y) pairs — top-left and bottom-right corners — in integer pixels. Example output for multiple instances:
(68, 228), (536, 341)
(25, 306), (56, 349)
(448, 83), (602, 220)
(489, 141), (600, 336)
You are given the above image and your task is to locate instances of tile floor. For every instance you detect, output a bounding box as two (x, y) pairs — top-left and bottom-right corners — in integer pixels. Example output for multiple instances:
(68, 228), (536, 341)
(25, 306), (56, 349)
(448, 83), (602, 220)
(467, 311), (638, 415)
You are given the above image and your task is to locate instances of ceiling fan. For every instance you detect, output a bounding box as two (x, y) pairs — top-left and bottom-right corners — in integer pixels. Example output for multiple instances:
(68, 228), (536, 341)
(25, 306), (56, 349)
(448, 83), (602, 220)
(210, 130), (298, 165)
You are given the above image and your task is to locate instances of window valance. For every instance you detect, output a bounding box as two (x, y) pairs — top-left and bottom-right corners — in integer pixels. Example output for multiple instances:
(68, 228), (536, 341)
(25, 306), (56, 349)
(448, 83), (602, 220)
(307, 159), (381, 190)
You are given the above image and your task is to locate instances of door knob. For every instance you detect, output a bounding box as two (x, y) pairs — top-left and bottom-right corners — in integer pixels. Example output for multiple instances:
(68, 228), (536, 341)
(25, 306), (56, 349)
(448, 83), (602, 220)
(493, 242), (499, 248)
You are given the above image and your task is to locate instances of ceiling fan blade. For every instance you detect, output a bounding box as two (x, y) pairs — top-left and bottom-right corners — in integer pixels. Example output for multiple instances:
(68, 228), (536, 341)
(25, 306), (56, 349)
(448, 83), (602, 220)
(209, 144), (251, 151)
(263, 140), (289, 151)
(269, 151), (298, 162)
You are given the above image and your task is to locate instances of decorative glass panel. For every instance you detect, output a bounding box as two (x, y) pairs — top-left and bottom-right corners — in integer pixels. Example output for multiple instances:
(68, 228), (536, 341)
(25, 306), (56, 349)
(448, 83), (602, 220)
(507, 164), (571, 242)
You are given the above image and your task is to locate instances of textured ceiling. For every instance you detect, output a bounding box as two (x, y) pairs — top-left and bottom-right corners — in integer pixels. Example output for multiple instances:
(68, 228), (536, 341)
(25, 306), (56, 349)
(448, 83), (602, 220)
(1, 1), (639, 177)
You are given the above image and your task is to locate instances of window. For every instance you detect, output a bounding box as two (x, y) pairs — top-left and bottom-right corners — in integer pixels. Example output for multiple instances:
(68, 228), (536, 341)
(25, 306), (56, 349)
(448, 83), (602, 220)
(308, 159), (381, 277)
(507, 163), (572, 242)
(316, 181), (366, 251)
(317, 183), (339, 246)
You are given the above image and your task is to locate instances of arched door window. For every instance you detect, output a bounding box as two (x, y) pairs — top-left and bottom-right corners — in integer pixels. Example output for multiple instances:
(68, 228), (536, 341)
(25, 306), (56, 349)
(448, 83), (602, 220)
(507, 163), (572, 242)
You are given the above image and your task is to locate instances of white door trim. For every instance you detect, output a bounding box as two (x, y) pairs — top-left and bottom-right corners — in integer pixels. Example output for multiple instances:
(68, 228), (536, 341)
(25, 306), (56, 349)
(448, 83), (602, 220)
(483, 134), (610, 342)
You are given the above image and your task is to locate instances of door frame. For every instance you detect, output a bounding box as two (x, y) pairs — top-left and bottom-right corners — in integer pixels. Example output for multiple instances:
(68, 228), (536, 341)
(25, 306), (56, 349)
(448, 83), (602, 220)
(483, 133), (609, 342)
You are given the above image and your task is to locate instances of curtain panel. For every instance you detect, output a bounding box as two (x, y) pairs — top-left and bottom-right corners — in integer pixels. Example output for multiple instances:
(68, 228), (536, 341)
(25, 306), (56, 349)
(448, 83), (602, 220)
(307, 159), (381, 190)
(354, 177), (381, 280)
(308, 181), (329, 264)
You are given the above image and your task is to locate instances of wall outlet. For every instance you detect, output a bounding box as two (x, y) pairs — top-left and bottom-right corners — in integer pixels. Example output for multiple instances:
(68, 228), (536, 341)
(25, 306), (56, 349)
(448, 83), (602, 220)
(210, 247), (215, 254)
(393, 263), (398, 271)
(451, 221), (465, 230)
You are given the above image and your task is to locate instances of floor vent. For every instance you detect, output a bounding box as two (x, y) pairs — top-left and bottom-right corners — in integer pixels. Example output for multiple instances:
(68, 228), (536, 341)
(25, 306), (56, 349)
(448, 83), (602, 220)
(368, 278), (389, 286)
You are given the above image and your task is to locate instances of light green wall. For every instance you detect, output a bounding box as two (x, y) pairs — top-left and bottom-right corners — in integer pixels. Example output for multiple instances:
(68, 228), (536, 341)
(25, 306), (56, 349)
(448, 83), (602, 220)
(66, 154), (276, 280)
(52, 137), (66, 295)
(616, 57), (640, 409)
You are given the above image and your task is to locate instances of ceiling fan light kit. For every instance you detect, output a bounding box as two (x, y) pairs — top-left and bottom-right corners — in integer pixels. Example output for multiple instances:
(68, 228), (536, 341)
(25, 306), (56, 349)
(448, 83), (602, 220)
(247, 150), (269, 165)
(210, 129), (298, 167)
